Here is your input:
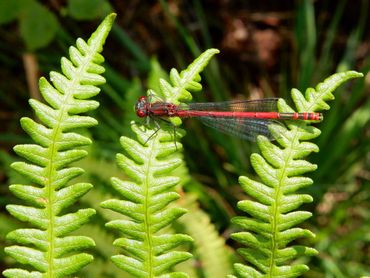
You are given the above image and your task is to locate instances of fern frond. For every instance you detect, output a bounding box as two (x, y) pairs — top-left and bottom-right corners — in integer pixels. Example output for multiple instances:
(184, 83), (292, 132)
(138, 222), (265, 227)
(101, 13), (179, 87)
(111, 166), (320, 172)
(101, 125), (192, 277)
(101, 49), (219, 277)
(176, 194), (233, 277)
(230, 71), (363, 278)
(158, 48), (219, 104)
(153, 48), (219, 125)
(3, 13), (116, 278)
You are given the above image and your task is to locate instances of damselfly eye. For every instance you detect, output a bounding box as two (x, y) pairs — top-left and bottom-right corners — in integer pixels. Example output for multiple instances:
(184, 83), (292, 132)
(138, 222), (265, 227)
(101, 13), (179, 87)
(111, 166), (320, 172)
(136, 109), (146, 118)
(135, 96), (148, 118)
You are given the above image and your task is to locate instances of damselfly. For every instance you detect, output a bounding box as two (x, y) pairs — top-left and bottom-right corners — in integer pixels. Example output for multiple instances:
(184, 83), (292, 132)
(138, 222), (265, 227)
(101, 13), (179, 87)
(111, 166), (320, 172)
(135, 96), (322, 141)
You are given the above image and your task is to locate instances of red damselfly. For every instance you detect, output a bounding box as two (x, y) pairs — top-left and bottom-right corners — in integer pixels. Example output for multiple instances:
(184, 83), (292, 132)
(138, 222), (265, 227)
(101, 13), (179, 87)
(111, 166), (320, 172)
(135, 96), (322, 142)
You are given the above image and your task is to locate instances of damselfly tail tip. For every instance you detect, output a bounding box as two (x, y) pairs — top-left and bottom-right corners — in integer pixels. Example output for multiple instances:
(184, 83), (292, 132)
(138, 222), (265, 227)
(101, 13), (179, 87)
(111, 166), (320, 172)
(317, 113), (324, 121)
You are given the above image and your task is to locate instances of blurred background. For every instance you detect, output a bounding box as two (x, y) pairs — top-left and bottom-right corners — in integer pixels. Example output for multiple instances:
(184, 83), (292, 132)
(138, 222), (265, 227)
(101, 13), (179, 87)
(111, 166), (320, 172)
(0, 0), (369, 277)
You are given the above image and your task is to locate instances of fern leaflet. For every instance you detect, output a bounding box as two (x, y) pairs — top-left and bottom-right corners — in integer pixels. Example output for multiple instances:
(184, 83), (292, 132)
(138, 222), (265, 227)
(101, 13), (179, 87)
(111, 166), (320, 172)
(3, 13), (116, 278)
(229, 71), (363, 277)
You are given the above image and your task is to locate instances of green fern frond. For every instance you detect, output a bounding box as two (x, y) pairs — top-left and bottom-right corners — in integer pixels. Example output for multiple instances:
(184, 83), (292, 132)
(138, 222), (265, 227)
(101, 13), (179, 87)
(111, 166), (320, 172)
(101, 49), (219, 277)
(156, 48), (219, 104)
(101, 125), (193, 277)
(152, 48), (219, 125)
(72, 224), (128, 277)
(176, 194), (233, 277)
(3, 13), (116, 278)
(230, 71), (363, 278)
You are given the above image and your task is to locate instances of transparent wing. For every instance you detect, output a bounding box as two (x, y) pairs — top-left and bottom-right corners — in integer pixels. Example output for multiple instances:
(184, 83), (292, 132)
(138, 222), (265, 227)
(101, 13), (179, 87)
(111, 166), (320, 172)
(198, 116), (281, 141)
(187, 98), (279, 112)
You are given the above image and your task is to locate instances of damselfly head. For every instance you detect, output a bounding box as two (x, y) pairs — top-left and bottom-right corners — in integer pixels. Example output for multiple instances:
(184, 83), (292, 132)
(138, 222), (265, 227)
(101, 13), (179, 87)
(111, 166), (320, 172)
(135, 96), (148, 118)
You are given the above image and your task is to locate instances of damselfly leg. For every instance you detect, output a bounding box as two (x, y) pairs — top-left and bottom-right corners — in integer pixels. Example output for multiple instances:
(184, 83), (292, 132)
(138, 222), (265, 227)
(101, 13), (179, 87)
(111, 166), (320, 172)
(140, 115), (179, 150)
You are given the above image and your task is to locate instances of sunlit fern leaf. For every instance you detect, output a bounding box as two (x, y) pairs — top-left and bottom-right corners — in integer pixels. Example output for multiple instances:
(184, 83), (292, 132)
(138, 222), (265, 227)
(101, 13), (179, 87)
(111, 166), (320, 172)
(160, 48), (219, 104)
(229, 71), (363, 278)
(3, 13), (116, 278)
(175, 194), (233, 277)
(150, 48), (219, 126)
(101, 124), (193, 277)
(101, 49), (219, 277)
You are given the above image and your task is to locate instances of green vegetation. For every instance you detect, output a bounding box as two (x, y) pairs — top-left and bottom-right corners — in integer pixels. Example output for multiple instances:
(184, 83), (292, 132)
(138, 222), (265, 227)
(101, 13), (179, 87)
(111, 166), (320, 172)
(0, 1), (368, 277)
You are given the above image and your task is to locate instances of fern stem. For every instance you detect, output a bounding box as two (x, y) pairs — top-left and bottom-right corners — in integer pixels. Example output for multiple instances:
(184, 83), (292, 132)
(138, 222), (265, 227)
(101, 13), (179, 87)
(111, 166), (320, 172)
(269, 141), (295, 276)
(144, 138), (156, 277)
